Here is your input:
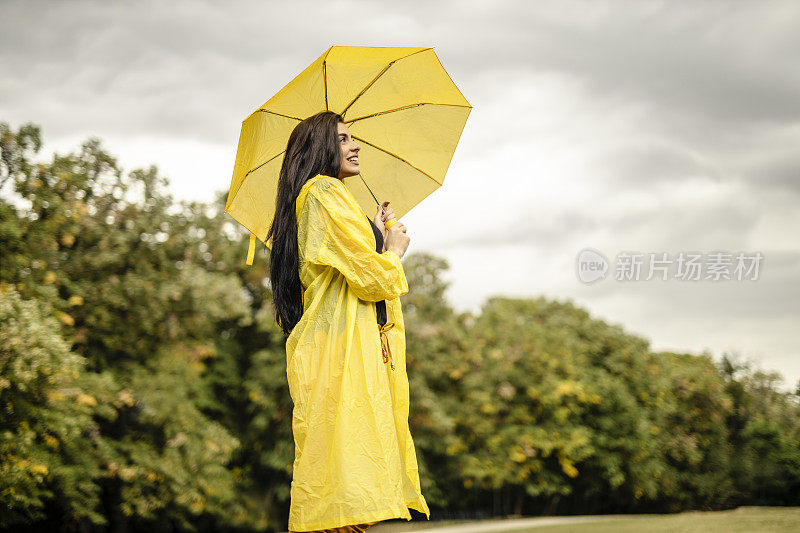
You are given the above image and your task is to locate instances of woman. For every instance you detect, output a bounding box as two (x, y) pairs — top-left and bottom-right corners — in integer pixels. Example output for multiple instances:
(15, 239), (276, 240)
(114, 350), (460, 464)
(267, 111), (430, 533)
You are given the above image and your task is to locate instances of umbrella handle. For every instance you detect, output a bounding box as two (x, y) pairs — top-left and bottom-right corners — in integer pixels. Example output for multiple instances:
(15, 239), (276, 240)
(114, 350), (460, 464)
(384, 218), (398, 230)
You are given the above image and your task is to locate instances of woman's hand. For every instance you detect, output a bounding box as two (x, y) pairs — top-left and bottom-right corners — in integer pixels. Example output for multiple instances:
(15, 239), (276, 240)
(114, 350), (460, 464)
(373, 201), (395, 252)
(384, 221), (409, 259)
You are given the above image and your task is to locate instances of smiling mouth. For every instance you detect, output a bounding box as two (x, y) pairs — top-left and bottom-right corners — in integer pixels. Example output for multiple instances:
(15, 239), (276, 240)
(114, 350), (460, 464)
(347, 156), (359, 164)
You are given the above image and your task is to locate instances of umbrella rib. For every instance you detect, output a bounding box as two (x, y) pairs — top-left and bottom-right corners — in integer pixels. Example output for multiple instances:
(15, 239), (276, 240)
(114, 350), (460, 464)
(235, 109), (299, 197)
(323, 46), (334, 112)
(256, 109), (304, 121)
(227, 149), (287, 211)
(352, 135), (442, 186)
(245, 149), (286, 178)
(340, 48), (432, 119)
(345, 101), (472, 124)
(323, 60), (328, 111)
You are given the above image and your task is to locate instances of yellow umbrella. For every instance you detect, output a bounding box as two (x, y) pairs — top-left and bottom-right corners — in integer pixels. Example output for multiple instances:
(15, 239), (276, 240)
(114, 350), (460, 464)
(224, 45), (471, 264)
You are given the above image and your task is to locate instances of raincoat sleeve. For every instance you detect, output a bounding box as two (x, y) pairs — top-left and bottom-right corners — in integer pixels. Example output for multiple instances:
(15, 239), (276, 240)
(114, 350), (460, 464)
(300, 178), (409, 302)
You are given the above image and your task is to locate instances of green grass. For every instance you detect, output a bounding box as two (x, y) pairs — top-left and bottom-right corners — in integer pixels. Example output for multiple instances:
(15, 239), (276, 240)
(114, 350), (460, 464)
(370, 507), (800, 533)
(521, 507), (800, 533)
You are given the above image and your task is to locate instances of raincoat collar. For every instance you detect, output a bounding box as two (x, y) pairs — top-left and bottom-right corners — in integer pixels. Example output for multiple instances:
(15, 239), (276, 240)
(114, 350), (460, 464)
(295, 174), (370, 222)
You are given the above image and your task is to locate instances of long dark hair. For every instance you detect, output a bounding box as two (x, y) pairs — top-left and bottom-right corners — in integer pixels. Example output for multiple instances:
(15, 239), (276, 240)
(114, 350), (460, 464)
(267, 110), (344, 336)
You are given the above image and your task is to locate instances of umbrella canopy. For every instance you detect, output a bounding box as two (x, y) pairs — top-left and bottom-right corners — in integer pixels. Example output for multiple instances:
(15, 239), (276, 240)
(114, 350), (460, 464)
(224, 45), (471, 264)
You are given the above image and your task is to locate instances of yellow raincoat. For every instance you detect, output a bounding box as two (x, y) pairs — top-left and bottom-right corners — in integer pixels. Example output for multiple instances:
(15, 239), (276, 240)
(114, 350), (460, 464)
(286, 174), (430, 531)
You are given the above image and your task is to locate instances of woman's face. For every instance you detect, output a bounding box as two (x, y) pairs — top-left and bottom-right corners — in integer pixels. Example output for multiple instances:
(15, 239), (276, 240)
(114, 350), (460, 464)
(337, 122), (360, 179)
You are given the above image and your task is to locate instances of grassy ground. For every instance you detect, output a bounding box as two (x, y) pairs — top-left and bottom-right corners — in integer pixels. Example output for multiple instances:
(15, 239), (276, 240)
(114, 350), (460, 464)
(369, 507), (800, 533)
(521, 507), (800, 533)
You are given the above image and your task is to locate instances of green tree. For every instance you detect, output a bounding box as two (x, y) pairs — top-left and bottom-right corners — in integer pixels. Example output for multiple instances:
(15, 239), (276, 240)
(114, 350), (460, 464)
(721, 356), (800, 506)
(0, 285), (117, 528)
(402, 252), (473, 510)
(1, 122), (251, 530)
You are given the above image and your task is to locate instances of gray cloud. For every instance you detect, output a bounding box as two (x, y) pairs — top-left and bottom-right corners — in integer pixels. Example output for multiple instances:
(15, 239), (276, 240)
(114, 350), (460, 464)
(745, 152), (800, 196)
(4, 1), (799, 142)
(441, 1), (800, 124)
(440, 187), (765, 254)
(597, 143), (716, 189)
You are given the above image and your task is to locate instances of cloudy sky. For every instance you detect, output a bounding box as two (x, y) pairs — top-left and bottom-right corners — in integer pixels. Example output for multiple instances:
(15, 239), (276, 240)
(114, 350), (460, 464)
(2, 0), (798, 388)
